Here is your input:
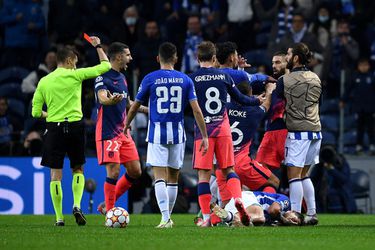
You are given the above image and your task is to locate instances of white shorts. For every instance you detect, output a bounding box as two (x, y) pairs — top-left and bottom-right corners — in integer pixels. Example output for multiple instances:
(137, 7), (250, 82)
(146, 142), (185, 169)
(224, 191), (260, 215)
(285, 136), (321, 167)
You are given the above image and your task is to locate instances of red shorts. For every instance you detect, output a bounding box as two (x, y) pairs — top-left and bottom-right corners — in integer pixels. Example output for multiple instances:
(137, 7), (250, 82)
(234, 159), (272, 191)
(96, 133), (139, 165)
(256, 129), (287, 169)
(193, 136), (234, 170)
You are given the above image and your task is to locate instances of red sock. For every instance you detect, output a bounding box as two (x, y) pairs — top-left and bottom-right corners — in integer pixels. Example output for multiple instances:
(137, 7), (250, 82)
(115, 174), (133, 201)
(198, 194), (212, 214)
(104, 182), (116, 211)
(263, 186), (276, 193)
(226, 176), (242, 199)
(198, 182), (211, 215)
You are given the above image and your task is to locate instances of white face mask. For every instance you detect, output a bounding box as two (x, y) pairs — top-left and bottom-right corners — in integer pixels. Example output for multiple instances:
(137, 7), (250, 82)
(283, 0), (293, 6)
(125, 17), (137, 26)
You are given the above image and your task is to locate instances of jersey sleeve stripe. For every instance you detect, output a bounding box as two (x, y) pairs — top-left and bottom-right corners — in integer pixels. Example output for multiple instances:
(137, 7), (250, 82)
(95, 82), (104, 89)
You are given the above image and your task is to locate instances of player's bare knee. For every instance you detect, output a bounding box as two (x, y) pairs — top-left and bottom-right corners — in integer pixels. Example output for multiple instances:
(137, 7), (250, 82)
(71, 165), (83, 174)
(128, 167), (142, 179)
(106, 163), (120, 179)
(269, 174), (280, 187)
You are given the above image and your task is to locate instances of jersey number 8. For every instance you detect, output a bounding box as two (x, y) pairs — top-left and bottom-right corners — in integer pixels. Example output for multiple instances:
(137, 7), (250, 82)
(156, 86), (182, 114)
(205, 87), (222, 115)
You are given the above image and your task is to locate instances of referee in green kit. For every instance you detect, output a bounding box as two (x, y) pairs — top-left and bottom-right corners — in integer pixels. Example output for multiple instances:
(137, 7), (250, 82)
(32, 36), (111, 226)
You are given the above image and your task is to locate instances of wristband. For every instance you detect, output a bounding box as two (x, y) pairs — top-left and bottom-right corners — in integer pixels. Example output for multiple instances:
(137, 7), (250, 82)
(95, 44), (102, 49)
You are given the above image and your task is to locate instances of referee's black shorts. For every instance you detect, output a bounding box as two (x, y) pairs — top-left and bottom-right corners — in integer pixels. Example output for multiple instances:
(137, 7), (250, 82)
(41, 120), (86, 169)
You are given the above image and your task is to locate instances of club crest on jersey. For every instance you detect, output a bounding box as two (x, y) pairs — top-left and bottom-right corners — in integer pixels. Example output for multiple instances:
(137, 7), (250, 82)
(95, 76), (103, 82)
(108, 151), (114, 158)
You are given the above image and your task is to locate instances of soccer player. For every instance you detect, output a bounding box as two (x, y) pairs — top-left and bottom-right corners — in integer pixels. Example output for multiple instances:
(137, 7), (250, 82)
(32, 36), (111, 226)
(190, 41), (261, 227)
(125, 42), (209, 228)
(253, 191), (293, 225)
(216, 81), (279, 199)
(256, 52), (289, 171)
(281, 43), (322, 225)
(94, 42), (148, 215)
(211, 191), (266, 227)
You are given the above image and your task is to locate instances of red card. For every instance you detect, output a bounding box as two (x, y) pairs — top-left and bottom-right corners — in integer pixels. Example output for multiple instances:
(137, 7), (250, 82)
(83, 33), (91, 44)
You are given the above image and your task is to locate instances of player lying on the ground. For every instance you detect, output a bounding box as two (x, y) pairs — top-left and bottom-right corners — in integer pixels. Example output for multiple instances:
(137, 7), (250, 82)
(211, 191), (304, 226)
(253, 191), (302, 225)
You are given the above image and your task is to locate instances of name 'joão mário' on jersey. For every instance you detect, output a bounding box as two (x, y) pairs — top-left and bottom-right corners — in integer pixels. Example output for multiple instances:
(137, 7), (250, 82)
(95, 69), (128, 141)
(135, 69), (197, 144)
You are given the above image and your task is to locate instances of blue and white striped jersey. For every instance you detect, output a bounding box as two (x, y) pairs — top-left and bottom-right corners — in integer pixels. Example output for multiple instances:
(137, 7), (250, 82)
(136, 69), (197, 144)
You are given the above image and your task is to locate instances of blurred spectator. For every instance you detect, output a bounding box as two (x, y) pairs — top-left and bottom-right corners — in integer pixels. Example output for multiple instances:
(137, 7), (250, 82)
(308, 4), (337, 76)
(310, 145), (357, 213)
(22, 130), (42, 156)
(21, 48), (57, 95)
(309, 3), (337, 49)
(0, 97), (12, 155)
(0, 0), (47, 69)
(48, 0), (88, 44)
(133, 21), (163, 81)
(322, 19), (359, 98)
(341, 58), (375, 154)
(225, 0), (255, 53)
(254, 0), (297, 47)
(275, 13), (324, 73)
(181, 15), (204, 73)
(110, 5), (146, 48)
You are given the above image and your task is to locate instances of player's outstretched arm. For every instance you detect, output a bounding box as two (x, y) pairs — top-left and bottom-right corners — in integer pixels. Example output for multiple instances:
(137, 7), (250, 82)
(124, 101), (141, 137)
(127, 98), (148, 114)
(97, 89), (123, 105)
(228, 84), (260, 106)
(260, 83), (276, 112)
(190, 100), (209, 155)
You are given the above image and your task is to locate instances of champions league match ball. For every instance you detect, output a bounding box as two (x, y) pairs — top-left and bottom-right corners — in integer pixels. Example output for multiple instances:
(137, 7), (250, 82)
(105, 207), (130, 228)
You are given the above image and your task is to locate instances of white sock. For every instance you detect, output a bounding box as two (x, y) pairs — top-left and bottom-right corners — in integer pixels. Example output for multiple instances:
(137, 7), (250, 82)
(224, 211), (234, 223)
(289, 178), (303, 213)
(167, 183), (178, 215)
(203, 214), (210, 221)
(155, 179), (169, 222)
(302, 177), (316, 216)
(209, 175), (218, 203)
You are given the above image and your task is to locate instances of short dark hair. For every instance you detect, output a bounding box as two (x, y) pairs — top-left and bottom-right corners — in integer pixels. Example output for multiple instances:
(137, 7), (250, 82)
(159, 42), (177, 64)
(215, 42), (237, 65)
(197, 41), (216, 62)
(291, 42), (312, 65)
(273, 51), (286, 57)
(236, 81), (252, 96)
(108, 42), (129, 60)
(56, 46), (78, 64)
(358, 57), (370, 65)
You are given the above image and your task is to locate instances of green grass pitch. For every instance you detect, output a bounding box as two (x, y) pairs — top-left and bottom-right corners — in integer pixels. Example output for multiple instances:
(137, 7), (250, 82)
(1, 214), (375, 250)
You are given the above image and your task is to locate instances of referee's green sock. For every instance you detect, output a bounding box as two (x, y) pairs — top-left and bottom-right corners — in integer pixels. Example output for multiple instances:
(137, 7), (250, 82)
(50, 181), (64, 221)
(72, 173), (85, 209)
